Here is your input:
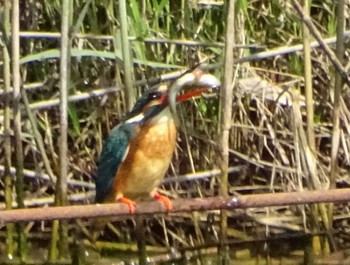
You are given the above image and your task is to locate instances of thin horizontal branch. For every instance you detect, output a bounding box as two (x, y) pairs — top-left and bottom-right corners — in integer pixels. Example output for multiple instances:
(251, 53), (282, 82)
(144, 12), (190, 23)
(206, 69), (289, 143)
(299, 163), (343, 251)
(234, 30), (350, 65)
(0, 81), (44, 95)
(0, 191), (95, 210)
(28, 86), (121, 110)
(0, 165), (95, 188)
(1, 189), (350, 223)
(229, 148), (298, 174)
(15, 31), (350, 52)
(17, 31), (257, 48)
(162, 166), (243, 184)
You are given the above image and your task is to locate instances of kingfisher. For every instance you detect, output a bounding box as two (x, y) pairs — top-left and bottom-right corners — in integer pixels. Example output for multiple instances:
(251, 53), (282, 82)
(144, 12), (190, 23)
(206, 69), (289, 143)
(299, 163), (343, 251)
(94, 69), (220, 215)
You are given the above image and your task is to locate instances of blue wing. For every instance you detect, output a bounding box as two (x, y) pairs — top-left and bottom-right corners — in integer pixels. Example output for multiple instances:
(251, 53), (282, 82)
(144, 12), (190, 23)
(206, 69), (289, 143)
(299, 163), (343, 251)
(94, 123), (136, 203)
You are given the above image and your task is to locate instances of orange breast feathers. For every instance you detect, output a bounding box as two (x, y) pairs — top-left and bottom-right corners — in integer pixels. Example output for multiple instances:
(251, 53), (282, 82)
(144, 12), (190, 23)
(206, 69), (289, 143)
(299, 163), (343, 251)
(112, 115), (177, 199)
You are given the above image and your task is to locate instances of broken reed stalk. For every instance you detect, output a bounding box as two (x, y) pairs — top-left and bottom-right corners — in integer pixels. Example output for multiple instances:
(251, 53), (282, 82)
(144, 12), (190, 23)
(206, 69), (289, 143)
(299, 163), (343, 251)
(12, 0), (27, 260)
(49, 0), (71, 261)
(119, 0), (134, 111)
(20, 89), (56, 182)
(291, 0), (350, 88)
(302, 0), (315, 156)
(331, 0), (345, 204)
(3, 0), (15, 257)
(1, 189), (350, 223)
(220, 0), (235, 257)
(292, 93), (332, 240)
(301, 0), (331, 254)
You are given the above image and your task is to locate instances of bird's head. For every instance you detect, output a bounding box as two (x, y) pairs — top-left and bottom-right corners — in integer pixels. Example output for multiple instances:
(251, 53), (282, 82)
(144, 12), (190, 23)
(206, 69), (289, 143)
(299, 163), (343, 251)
(123, 69), (221, 125)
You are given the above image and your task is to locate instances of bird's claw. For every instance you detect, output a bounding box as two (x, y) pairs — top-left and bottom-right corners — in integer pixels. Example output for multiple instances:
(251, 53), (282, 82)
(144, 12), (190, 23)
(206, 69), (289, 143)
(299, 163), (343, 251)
(154, 193), (173, 211)
(117, 197), (137, 214)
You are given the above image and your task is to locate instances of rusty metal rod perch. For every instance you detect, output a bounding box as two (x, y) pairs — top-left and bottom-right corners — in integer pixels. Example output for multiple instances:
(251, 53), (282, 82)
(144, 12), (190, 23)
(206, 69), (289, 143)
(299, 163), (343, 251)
(0, 189), (350, 223)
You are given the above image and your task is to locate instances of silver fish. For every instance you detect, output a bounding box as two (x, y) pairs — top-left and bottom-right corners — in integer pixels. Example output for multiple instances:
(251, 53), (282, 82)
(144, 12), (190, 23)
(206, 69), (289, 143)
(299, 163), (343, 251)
(168, 69), (221, 124)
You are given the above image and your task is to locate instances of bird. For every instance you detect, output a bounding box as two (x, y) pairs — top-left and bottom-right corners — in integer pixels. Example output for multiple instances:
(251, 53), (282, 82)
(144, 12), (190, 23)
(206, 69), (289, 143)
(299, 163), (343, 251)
(94, 69), (220, 215)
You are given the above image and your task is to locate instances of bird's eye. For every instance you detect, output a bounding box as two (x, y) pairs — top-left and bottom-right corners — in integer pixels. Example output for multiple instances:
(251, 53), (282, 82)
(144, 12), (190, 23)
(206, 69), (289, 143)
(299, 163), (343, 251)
(148, 91), (161, 100)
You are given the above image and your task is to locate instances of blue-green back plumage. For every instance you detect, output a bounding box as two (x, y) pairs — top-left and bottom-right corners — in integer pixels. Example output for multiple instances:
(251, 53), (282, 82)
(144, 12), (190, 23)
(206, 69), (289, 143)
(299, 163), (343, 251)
(94, 123), (136, 203)
(94, 87), (166, 203)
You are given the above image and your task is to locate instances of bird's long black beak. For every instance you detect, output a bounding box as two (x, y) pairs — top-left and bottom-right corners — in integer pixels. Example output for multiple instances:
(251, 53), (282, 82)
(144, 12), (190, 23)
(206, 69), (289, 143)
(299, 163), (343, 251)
(167, 69), (221, 124)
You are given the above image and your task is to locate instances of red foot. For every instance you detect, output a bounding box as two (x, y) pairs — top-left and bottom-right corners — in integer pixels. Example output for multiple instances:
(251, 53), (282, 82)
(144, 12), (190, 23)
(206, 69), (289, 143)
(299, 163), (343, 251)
(117, 197), (136, 214)
(154, 193), (173, 211)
